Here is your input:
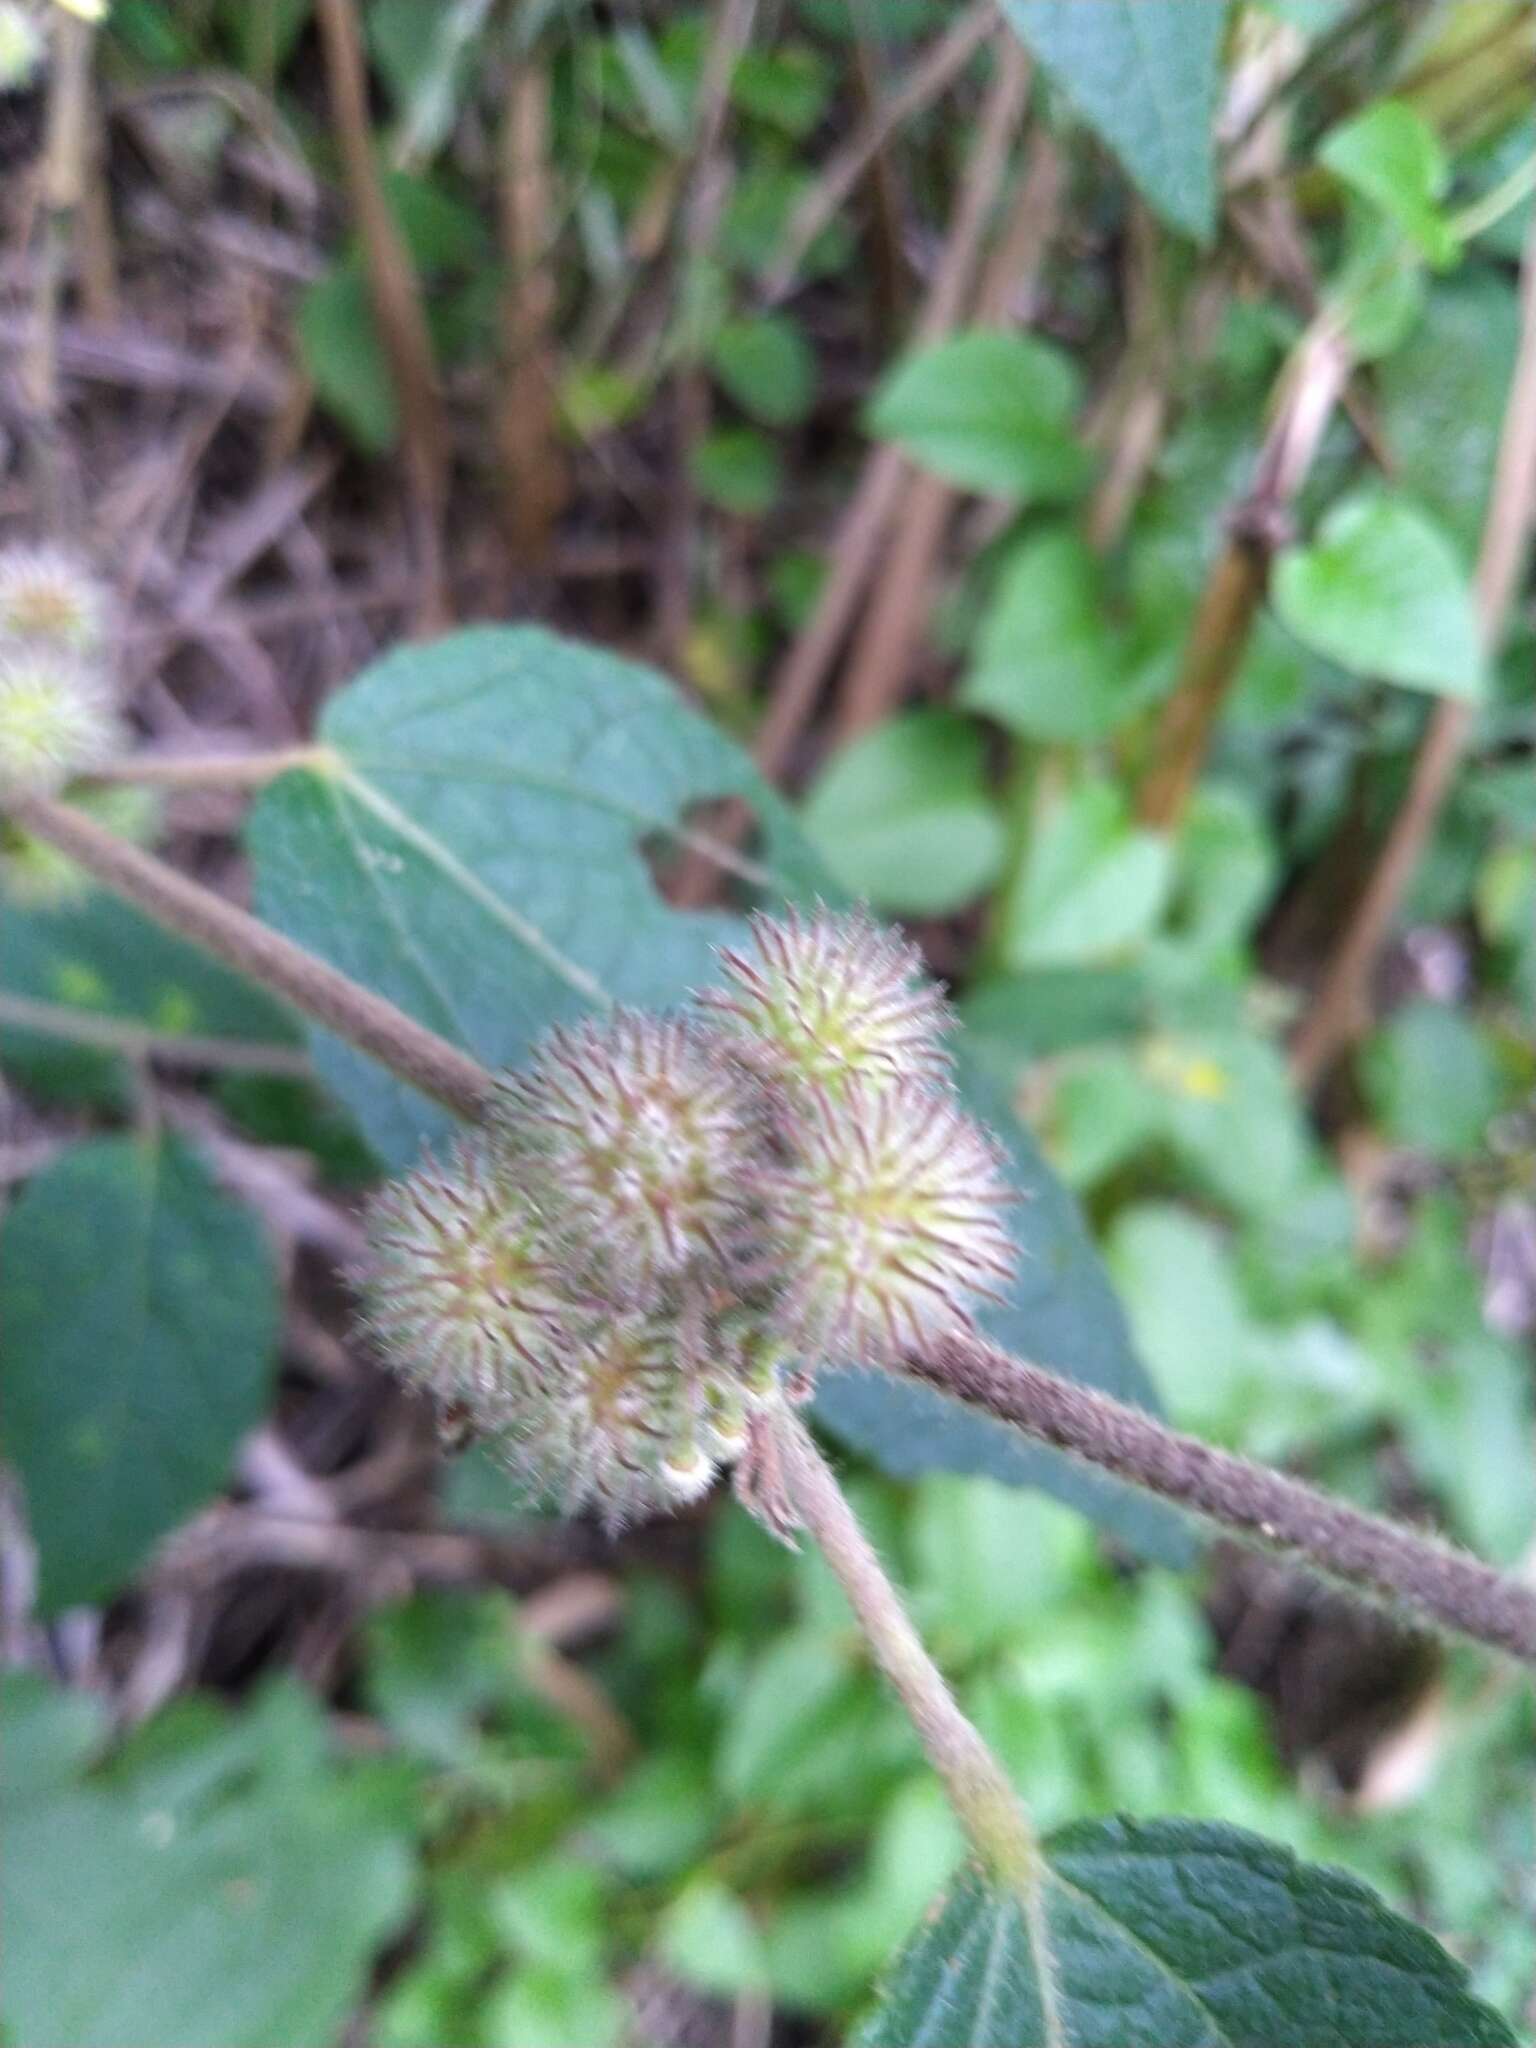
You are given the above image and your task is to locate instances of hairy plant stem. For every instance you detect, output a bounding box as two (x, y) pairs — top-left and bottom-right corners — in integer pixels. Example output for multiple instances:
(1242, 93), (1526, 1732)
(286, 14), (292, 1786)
(909, 1331), (1536, 1665)
(4, 790), (494, 1123)
(769, 1413), (1048, 1890)
(89, 746), (334, 790)
(14, 794), (1536, 1671)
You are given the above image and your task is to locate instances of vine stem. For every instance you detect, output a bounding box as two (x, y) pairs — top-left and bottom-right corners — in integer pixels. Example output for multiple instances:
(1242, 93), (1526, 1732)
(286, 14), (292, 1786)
(908, 1331), (1536, 1665)
(4, 789), (494, 1123)
(13, 790), (1536, 1670)
(767, 1411), (1064, 2035)
(88, 746), (333, 790)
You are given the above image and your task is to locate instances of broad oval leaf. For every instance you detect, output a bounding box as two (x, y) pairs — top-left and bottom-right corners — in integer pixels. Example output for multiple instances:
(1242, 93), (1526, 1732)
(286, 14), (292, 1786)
(801, 709), (1007, 916)
(0, 1133), (280, 1611)
(247, 626), (1187, 1560)
(999, 0), (1230, 241)
(866, 330), (1091, 502)
(1, 1672), (414, 2048)
(855, 1817), (1518, 2047)
(1272, 491), (1485, 699)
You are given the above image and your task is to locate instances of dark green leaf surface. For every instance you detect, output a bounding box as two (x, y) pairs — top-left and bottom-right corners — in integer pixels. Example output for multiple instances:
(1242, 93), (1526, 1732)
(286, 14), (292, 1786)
(0, 1134), (280, 1611)
(999, 0), (1229, 240)
(855, 1818), (1518, 2047)
(0, 1673), (414, 2048)
(247, 627), (1185, 1558)
(1, 887), (299, 1102)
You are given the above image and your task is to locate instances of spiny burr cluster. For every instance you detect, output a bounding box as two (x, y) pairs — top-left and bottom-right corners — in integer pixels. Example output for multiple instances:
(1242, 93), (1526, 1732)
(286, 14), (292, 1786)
(0, 545), (150, 904)
(360, 909), (1016, 1524)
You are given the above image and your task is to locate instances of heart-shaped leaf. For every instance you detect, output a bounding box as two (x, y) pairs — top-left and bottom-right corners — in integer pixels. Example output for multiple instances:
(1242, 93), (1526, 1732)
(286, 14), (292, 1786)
(246, 626), (1188, 1560)
(1272, 492), (1485, 698)
(867, 330), (1091, 502)
(855, 1817), (1517, 2047)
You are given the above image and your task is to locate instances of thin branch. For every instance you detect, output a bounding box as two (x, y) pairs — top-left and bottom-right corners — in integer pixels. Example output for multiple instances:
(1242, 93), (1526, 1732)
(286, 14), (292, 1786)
(4, 791), (495, 1123)
(1291, 205), (1536, 1086)
(908, 1332), (1536, 1666)
(89, 745), (333, 790)
(1136, 316), (1350, 830)
(769, 1412), (1045, 1887)
(754, 40), (1032, 781)
(761, 2), (995, 304)
(314, 0), (448, 629)
(0, 992), (313, 1076)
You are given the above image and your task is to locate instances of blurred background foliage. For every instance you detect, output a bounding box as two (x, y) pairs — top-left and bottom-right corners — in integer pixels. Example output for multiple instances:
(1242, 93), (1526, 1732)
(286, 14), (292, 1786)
(1, 0), (1534, 2041)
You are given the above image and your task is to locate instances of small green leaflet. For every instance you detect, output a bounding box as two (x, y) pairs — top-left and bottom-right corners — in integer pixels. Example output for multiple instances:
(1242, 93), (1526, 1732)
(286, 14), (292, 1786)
(867, 330), (1090, 503)
(1272, 491), (1485, 699)
(854, 1817), (1518, 2047)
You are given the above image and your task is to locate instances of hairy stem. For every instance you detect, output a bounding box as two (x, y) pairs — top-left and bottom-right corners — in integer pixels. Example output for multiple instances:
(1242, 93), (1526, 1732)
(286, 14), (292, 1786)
(910, 1331), (1536, 1666)
(89, 746), (334, 790)
(769, 1411), (1045, 1887)
(4, 790), (495, 1122)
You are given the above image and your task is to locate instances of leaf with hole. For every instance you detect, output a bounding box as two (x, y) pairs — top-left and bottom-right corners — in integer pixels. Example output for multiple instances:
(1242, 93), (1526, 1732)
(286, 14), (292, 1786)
(246, 626), (1188, 1560)
(854, 1817), (1518, 2047)
(998, 0), (1230, 240)
(1272, 491), (1485, 699)
(0, 1133), (280, 1613)
(867, 331), (1091, 502)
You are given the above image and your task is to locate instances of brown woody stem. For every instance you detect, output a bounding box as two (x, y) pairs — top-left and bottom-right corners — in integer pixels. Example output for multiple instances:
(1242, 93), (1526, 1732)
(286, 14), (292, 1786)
(908, 1331), (1536, 1665)
(4, 789), (495, 1123)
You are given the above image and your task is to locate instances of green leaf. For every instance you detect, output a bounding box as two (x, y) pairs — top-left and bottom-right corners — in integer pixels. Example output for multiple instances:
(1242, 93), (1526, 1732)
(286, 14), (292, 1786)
(710, 313), (817, 425)
(297, 257), (399, 452)
(690, 425), (784, 514)
(247, 626), (1187, 1560)
(1, 1673), (414, 2048)
(867, 330), (1091, 501)
(801, 709), (1006, 915)
(961, 530), (1142, 742)
(855, 1818), (1519, 2047)
(1003, 778), (1174, 968)
(1321, 100), (1456, 267)
(0, 1134), (280, 1611)
(1272, 491), (1486, 698)
(998, 0), (1229, 240)
(1379, 274), (1521, 562)
(1362, 1000), (1504, 1158)
(1, 887), (300, 1106)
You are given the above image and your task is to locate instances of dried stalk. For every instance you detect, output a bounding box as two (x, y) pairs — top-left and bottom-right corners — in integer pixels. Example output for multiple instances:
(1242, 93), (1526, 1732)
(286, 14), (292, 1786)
(1291, 208), (1536, 1085)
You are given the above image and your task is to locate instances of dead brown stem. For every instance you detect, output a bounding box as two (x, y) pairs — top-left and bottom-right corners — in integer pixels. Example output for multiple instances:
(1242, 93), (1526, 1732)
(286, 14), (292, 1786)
(1136, 318), (1350, 830)
(831, 118), (1061, 748)
(496, 54), (566, 570)
(1290, 210), (1536, 1086)
(315, 0), (448, 630)
(761, 2), (995, 305)
(755, 41), (1032, 780)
